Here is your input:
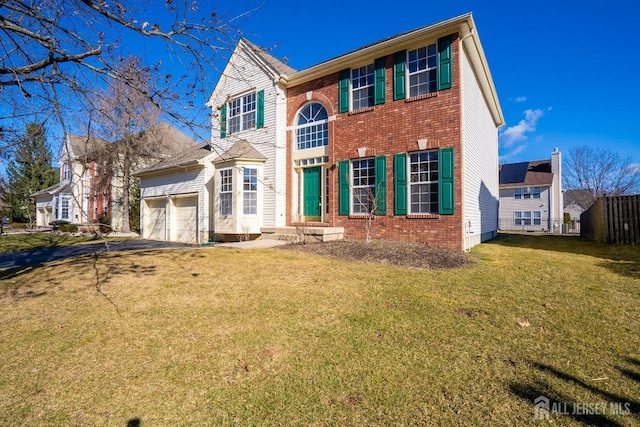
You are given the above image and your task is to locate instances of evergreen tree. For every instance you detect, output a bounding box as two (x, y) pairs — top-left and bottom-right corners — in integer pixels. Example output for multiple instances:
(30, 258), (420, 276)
(5, 123), (56, 223)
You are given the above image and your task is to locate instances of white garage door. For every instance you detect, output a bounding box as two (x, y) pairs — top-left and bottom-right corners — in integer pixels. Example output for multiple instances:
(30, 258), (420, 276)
(171, 196), (198, 243)
(144, 199), (166, 241)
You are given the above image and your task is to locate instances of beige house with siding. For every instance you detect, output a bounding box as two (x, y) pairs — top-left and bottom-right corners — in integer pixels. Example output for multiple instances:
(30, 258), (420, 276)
(498, 148), (563, 232)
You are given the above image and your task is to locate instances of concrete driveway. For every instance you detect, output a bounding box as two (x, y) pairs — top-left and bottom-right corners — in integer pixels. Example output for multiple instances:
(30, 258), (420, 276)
(0, 239), (196, 270)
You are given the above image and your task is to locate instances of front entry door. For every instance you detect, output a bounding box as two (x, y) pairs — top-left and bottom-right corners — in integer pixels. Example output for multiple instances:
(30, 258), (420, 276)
(303, 167), (321, 221)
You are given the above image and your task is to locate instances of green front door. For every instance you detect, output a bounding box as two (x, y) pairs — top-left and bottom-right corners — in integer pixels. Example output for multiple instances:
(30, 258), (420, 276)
(303, 167), (321, 220)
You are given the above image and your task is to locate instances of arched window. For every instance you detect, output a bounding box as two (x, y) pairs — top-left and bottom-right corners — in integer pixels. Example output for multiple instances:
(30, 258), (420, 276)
(295, 102), (328, 150)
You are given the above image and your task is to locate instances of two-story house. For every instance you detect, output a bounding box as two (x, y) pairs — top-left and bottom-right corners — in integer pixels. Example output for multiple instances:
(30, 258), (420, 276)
(498, 148), (563, 232)
(138, 13), (504, 250)
(35, 123), (197, 231)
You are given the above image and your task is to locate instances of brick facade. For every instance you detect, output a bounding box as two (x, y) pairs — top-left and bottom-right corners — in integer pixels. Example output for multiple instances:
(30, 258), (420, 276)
(286, 34), (465, 250)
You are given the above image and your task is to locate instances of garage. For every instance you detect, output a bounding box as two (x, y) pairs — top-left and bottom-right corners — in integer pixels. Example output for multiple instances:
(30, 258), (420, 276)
(143, 198), (166, 241)
(171, 196), (198, 243)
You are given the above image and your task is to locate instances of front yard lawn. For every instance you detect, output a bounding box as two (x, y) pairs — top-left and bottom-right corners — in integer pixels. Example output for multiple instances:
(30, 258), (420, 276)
(0, 234), (638, 426)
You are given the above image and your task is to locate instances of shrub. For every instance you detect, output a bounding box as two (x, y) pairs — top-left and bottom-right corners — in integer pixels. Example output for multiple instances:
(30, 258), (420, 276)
(59, 224), (78, 233)
(98, 215), (111, 233)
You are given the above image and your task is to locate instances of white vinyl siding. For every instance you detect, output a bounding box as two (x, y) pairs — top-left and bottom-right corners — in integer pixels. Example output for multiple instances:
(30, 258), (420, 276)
(140, 166), (211, 243)
(208, 43), (287, 227)
(461, 44), (500, 249)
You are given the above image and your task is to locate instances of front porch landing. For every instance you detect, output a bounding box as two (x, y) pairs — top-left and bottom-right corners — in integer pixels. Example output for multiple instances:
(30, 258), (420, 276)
(261, 225), (344, 243)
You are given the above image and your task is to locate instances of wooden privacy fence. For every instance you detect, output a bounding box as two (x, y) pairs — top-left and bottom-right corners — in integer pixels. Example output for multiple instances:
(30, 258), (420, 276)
(581, 195), (640, 244)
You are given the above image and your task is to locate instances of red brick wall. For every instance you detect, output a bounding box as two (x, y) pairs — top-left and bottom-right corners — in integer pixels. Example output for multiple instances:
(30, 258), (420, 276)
(286, 34), (464, 250)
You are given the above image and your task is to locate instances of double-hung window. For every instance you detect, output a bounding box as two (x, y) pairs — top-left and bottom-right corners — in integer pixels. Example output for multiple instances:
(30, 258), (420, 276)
(351, 64), (374, 110)
(393, 35), (452, 100)
(352, 158), (375, 214)
(219, 169), (232, 216)
(515, 187), (541, 199)
(243, 168), (258, 215)
(409, 150), (439, 214)
(408, 44), (438, 97)
(533, 211), (541, 225)
(61, 196), (70, 220)
(228, 92), (256, 135)
(338, 156), (387, 216)
(515, 210), (541, 226)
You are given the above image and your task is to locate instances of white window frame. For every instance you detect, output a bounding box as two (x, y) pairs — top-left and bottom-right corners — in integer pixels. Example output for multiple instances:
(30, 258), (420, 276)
(227, 92), (256, 135)
(63, 161), (71, 181)
(351, 64), (374, 110)
(351, 158), (375, 215)
(407, 43), (438, 97)
(60, 196), (71, 221)
(295, 102), (329, 150)
(514, 211), (522, 225)
(533, 211), (541, 225)
(515, 187), (541, 200)
(409, 150), (439, 214)
(219, 168), (233, 216)
(243, 168), (258, 215)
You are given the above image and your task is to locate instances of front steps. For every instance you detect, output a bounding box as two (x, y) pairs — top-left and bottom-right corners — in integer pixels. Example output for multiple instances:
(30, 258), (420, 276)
(261, 225), (344, 243)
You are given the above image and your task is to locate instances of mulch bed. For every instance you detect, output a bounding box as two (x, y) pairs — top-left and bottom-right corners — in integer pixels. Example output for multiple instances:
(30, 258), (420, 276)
(279, 239), (478, 270)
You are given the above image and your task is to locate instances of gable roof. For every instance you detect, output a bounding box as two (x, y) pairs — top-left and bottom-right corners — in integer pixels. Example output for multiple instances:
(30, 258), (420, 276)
(135, 142), (213, 176)
(212, 140), (267, 163)
(32, 182), (71, 198)
(242, 38), (296, 76)
(116, 122), (199, 157)
(499, 159), (553, 187)
(207, 39), (295, 107)
(64, 122), (198, 161)
(65, 135), (109, 159)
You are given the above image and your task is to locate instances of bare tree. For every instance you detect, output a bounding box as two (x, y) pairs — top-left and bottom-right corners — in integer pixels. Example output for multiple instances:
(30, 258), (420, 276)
(90, 56), (162, 233)
(0, 0), (256, 155)
(563, 145), (640, 209)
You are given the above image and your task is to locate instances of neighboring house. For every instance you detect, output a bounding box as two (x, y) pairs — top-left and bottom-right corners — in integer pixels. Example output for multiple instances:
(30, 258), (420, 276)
(139, 13), (504, 250)
(498, 148), (563, 232)
(563, 189), (589, 232)
(34, 123), (197, 230)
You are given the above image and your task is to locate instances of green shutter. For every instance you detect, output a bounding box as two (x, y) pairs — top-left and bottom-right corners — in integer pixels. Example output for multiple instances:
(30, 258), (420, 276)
(394, 153), (407, 215)
(220, 104), (227, 139)
(256, 90), (264, 129)
(374, 56), (386, 105)
(339, 69), (350, 113)
(393, 50), (406, 101)
(338, 160), (350, 215)
(374, 155), (387, 215)
(439, 147), (454, 214)
(437, 36), (452, 91)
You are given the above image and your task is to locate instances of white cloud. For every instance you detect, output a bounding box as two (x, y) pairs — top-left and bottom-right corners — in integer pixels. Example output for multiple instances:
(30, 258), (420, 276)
(499, 143), (528, 163)
(499, 108), (545, 148)
(514, 96), (527, 103)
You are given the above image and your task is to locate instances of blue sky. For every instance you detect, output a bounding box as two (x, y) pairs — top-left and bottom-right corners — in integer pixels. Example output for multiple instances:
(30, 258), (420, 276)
(224, 0), (639, 165)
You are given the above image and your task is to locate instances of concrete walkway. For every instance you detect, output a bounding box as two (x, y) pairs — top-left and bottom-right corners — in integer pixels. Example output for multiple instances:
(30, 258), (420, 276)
(216, 239), (290, 249)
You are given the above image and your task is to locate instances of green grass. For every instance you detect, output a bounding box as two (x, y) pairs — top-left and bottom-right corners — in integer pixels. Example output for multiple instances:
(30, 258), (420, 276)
(0, 233), (125, 253)
(0, 233), (638, 426)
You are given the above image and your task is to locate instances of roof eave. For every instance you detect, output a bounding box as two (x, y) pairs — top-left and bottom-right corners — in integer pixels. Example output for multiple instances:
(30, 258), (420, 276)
(282, 13), (504, 128)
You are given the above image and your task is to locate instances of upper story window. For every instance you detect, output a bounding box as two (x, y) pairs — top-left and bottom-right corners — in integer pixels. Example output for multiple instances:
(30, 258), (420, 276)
(220, 90), (264, 138)
(515, 187), (541, 199)
(351, 64), (374, 110)
(339, 57), (386, 113)
(295, 102), (328, 150)
(228, 92), (256, 134)
(393, 35), (452, 101)
(62, 161), (71, 181)
(407, 44), (437, 97)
